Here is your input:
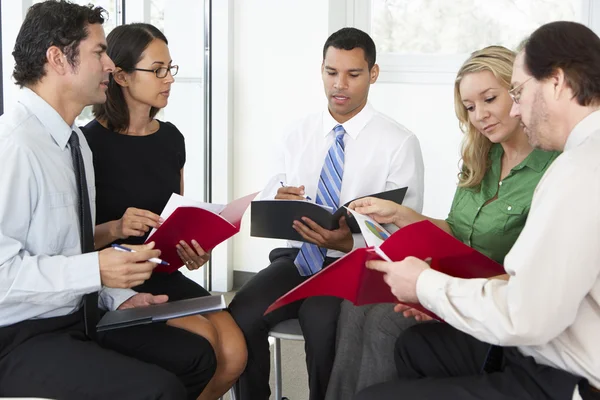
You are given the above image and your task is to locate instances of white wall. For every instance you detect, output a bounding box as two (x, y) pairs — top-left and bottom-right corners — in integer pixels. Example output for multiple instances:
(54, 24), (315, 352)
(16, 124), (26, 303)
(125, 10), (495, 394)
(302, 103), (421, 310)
(231, 0), (330, 273)
(368, 82), (462, 219)
(1, 1), (30, 110)
(230, 1), (462, 273)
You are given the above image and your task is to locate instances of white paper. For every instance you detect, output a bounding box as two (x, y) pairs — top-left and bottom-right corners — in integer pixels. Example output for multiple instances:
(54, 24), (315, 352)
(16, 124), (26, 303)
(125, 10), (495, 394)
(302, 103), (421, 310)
(345, 207), (392, 247)
(147, 193), (225, 239)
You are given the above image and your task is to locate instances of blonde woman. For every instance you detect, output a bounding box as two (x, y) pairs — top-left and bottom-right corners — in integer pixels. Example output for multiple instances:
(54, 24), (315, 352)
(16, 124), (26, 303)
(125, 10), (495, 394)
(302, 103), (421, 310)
(325, 45), (559, 400)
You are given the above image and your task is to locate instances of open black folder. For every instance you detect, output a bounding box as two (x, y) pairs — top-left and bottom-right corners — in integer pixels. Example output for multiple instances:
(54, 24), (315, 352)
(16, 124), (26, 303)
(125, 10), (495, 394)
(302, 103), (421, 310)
(250, 187), (407, 242)
(96, 295), (226, 332)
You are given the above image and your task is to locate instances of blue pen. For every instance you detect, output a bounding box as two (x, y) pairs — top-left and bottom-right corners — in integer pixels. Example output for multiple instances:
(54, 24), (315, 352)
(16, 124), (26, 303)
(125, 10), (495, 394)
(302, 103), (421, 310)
(111, 244), (170, 266)
(281, 181), (312, 201)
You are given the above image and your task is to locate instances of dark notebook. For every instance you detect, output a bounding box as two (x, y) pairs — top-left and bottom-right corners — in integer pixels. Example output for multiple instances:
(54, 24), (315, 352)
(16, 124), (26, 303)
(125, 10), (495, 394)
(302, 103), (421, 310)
(250, 187), (407, 242)
(96, 295), (226, 332)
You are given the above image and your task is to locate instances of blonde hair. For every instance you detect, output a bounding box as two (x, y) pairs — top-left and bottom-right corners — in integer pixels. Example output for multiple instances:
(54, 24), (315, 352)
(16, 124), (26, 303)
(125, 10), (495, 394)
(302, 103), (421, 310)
(454, 45), (516, 188)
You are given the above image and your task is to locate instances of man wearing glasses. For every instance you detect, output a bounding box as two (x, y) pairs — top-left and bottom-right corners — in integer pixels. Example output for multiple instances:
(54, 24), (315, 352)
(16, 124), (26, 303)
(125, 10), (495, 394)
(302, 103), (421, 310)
(354, 21), (600, 400)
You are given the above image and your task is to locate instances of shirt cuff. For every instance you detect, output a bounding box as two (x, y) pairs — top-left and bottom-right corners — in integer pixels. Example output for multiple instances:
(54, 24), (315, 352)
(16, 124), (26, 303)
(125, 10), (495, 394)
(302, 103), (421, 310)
(351, 233), (366, 251)
(67, 252), (102, 292)
(99, 287), (137, 311)
(416, 268), (451, 316)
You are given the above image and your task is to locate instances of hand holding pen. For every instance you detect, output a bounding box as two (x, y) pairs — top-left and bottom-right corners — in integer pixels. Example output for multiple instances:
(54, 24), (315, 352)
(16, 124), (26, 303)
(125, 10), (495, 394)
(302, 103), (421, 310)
(98, 242), (164, 288)
(111, 244), (170, 265)
(275, 181), (312, 201)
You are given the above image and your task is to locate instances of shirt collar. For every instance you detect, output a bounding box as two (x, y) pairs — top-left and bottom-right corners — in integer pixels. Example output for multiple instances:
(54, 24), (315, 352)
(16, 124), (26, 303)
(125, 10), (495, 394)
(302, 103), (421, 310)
(322, 102), (374, 139)
(18, 87), (77, 150)
(490, 143), (557, 174)
(564, 110), (600, 152)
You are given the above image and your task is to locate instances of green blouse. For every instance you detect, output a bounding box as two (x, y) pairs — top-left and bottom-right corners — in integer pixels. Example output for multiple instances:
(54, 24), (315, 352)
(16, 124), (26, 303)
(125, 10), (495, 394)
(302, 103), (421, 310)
(446, 144), (559, 264)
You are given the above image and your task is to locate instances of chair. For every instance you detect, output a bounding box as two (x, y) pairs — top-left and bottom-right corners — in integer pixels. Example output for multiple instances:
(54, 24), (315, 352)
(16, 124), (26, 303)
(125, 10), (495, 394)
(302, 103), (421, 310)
(268, 318), (305, 400)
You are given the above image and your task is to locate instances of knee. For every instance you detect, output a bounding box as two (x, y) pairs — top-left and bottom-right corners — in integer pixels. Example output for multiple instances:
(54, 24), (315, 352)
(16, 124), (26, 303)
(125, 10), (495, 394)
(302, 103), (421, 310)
(298, 296), (342, 334)
(394, 324), (426, 372)
(228, 293), (266, 338)
(217, 332), (248, 380)
(354, 385), (377, 400)
(146, 369), (188, 400)
(188, 337), (218, 395)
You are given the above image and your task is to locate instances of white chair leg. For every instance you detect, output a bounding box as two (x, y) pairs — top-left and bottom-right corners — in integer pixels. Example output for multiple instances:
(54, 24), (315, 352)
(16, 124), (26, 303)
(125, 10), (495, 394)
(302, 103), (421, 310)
(273, 337), (282, 400)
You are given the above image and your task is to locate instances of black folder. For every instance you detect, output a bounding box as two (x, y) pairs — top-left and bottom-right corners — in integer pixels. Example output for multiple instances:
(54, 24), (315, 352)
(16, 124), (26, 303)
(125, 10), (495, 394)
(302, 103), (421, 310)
(250, 187), (407, 242)
(96, 295), (226, 332)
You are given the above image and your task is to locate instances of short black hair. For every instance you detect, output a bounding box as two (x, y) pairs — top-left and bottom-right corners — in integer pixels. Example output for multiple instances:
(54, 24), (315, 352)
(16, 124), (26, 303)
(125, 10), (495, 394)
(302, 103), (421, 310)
(12, 0), (106, 87)
(93, 23), (168, 132)
(323, 27), (376, 70)
(522, 21), (600, 107)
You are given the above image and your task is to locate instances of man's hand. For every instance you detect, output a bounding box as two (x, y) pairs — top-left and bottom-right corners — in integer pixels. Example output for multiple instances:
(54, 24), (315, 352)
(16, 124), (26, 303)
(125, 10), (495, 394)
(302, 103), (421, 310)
(292, 216), (353, 253)
(177, 240), (211, 270)
(117, 293), (169, 310)
(393, 304), (433, 322)
(366, 256), (430, 303)
(275, 185), (307, 200)
(113, 207), (162, 239)
(98, 242), (160, 288)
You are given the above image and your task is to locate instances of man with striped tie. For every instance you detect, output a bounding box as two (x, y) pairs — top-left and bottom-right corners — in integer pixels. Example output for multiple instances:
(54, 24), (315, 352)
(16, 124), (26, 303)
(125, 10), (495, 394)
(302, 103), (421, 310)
(229, 27), (425, 400)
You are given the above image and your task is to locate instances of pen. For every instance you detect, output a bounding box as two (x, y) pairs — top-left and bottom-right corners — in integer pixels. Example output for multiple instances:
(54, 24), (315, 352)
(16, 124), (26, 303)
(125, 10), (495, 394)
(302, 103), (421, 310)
(280, 181), (312, 201)
(374, 246), (393, 262)
(111, 244), (170, 266)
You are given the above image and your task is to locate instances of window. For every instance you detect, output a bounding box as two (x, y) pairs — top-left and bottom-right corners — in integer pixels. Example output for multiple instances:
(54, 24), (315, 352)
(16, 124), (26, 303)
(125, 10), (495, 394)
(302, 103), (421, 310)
(338, 0), (598, 83)
(372, 0), (582, 54)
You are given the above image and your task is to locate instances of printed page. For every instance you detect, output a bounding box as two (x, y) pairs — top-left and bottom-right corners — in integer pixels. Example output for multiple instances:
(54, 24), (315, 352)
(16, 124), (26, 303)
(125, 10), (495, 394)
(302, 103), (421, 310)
(345, 207), (392, 248)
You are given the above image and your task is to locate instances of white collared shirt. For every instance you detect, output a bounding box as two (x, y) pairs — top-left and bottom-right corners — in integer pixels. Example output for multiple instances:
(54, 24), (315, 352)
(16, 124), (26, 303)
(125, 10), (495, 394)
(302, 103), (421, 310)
(417, 110), (600, 388)
(265, 103), (425, 257)
(0, 88), (134, 327)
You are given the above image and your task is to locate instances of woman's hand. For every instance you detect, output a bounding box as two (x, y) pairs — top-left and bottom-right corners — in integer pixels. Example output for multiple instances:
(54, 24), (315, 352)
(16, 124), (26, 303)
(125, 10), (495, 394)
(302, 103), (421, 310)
(348, 197), (405, 226)
(114, 207), (162, 239)
(177, 240), (210, 270)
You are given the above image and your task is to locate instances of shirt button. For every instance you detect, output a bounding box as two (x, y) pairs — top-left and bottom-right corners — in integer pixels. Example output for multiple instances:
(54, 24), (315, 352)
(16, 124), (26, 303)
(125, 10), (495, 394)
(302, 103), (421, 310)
(507, 206), (512, 211)
(499, 181), (503, 186)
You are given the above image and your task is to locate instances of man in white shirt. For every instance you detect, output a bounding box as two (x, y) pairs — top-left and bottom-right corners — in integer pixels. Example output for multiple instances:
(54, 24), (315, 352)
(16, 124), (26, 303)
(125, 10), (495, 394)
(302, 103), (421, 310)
(354, 21), (600, 400)
(0, 2), (216, 398)
(229, 28), (424, 400)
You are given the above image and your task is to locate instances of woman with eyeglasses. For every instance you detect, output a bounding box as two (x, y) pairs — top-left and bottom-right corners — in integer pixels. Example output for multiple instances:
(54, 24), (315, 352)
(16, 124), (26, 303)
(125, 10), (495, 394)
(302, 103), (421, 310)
(324, 45), (559, 400)
(82, 23), (247, 400)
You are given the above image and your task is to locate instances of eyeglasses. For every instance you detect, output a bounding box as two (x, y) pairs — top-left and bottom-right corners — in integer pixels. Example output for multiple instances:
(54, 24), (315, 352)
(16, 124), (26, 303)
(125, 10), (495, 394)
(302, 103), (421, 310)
(508, 77), (533, 104)
(131, 65), (179, 79)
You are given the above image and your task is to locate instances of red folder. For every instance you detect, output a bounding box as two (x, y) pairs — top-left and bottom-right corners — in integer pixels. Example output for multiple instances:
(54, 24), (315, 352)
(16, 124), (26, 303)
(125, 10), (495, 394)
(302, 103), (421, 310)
(146, 192), (258, 273)
(264, 220), (505, 318)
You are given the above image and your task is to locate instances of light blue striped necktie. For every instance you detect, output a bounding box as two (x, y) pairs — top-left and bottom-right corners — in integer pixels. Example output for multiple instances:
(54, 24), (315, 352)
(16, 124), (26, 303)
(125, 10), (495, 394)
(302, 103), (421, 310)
(294, 124), (346, 276)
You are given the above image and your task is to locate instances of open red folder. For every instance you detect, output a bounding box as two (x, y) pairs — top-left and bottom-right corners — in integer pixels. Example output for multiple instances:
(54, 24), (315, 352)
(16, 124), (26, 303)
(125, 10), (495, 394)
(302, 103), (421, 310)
(264, 220), (505, 318)
(146, 192), (258, 273)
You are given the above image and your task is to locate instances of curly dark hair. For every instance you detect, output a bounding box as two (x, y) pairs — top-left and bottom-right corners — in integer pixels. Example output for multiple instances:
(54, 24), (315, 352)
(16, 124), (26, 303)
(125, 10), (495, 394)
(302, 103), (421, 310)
(12, 0), (106, 87)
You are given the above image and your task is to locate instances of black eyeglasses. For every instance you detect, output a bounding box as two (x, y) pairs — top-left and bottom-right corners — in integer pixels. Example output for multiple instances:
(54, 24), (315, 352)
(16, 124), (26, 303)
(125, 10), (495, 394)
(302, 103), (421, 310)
(131, 65), (179, 78)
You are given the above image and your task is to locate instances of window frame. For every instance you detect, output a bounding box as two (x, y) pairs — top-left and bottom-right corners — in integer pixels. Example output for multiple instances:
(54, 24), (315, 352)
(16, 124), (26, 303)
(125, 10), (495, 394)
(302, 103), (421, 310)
(330, 0), (600, 84)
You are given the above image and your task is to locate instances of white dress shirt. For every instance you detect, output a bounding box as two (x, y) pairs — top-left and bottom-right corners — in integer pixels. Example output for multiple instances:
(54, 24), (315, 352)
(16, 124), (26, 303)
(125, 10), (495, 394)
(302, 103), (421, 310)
(264, 103), (425, 257)
(0, 88), (134, 327)
(417, 110), (600, 388)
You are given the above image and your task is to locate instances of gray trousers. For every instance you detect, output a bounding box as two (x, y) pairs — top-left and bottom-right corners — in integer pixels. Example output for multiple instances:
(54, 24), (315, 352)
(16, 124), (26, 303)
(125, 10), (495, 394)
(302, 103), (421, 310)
(325, 301), (420, 400)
